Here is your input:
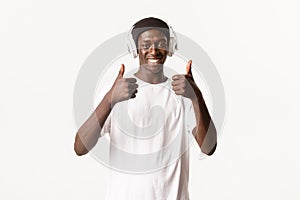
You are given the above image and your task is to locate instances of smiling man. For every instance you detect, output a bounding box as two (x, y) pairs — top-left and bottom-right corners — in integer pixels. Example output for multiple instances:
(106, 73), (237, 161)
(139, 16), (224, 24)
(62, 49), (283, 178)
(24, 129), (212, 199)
(136, 29), (168, 77)
(74, 17), (217, 200)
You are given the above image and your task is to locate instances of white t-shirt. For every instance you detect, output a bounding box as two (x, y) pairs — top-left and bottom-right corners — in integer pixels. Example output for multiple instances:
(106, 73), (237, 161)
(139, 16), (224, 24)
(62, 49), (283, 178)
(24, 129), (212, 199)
(98, 76), (196, 200)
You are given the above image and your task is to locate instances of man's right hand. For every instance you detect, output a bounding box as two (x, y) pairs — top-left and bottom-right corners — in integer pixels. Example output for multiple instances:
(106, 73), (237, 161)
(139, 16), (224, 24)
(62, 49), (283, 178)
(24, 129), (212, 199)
(107, 64), (138, 106)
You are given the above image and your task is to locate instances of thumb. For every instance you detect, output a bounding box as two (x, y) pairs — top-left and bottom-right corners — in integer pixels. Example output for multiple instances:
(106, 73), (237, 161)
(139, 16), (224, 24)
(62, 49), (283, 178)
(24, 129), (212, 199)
(186, 60), (192, 76)
(116, 64), (125, 79)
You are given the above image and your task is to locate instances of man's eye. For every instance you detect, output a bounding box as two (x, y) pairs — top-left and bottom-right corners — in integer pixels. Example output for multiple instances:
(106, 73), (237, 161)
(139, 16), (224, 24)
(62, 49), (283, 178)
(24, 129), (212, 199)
(158, 43), (167, 48)
(142, 44), (151, 49)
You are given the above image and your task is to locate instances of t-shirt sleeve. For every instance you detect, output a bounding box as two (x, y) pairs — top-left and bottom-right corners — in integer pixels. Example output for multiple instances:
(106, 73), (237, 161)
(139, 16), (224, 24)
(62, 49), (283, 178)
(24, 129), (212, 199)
(99, 113), (111, 137)
(184, 98), (196, 134)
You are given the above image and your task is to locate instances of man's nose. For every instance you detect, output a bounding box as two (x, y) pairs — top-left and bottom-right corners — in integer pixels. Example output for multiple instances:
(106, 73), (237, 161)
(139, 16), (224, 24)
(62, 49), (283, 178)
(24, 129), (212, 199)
(149, 44), (159, 55)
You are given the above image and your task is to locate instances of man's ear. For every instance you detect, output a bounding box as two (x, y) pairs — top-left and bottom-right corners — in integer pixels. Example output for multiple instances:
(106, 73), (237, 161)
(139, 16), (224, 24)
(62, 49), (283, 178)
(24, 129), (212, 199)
(135, 42), (139, 57)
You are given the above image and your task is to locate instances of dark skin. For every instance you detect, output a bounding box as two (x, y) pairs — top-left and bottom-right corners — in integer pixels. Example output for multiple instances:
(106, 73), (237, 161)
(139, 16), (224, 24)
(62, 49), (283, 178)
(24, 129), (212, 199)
(74, 65), (137, 155)
(134, 29), (168, 83)
(74, 29), (217, 156)
(172, 61), (217, 155)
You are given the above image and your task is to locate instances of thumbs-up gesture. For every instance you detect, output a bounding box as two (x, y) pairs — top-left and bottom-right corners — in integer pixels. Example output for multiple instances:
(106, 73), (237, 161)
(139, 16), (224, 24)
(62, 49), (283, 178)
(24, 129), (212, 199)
(108, 64), (138, 106)
(172, 60), (199, 99)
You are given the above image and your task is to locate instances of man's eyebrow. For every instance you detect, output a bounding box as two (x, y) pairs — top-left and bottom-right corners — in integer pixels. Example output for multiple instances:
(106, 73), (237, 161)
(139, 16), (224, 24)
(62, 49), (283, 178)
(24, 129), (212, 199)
(141, 39), (167, 43)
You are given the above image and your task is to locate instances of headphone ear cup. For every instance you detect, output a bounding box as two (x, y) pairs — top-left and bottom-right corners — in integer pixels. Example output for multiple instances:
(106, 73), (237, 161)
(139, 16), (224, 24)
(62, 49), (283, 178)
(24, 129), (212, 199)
(127, 28), (139, 58)
(168, 37), (177, 57)
(133, 49), (138, 58)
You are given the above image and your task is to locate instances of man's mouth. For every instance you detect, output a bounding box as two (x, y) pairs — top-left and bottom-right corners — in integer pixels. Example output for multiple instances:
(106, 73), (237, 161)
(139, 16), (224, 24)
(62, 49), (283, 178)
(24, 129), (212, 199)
(148, 58), (160, 63)
(147, 57), (163, 64)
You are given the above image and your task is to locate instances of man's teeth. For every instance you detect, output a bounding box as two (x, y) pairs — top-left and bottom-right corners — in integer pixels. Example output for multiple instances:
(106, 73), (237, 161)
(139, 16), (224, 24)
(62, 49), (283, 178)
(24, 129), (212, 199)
(148, 59), (159, 63)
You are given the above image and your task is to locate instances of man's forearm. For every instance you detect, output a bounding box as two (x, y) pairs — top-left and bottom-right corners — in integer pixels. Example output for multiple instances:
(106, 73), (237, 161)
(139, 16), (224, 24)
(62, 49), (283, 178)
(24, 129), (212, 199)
(191, 90), (217, 155)
(74, 93), (112, 156)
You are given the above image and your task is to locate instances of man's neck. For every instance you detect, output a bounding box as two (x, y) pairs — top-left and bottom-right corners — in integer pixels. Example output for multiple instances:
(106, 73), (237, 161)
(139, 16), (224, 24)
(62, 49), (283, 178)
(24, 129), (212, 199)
(134, 69), (167, 84)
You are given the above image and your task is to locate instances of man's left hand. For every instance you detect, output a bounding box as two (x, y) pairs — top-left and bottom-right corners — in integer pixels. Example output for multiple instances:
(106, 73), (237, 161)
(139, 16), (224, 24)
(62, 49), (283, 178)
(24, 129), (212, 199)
(171, 60), (199, 100)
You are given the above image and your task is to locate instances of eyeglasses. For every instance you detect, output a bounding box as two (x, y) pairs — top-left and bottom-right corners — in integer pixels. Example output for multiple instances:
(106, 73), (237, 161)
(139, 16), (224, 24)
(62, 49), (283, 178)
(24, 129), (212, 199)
(139, 41), (168, 51)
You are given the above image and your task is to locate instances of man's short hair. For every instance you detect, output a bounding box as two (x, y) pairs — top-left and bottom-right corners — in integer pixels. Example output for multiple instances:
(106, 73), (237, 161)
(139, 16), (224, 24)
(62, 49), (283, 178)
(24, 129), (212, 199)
(131, 17), (170, 48)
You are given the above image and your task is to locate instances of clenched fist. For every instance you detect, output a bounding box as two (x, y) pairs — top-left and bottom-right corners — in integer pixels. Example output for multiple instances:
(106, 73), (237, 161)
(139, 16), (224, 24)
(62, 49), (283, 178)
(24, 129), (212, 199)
(107, 64), (138, 106)
(171, 60), (199, 100)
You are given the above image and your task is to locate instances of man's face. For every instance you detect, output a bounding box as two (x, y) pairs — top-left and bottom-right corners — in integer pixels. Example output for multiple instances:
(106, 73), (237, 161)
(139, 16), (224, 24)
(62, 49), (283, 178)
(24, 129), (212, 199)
(137, 29), (168, 74)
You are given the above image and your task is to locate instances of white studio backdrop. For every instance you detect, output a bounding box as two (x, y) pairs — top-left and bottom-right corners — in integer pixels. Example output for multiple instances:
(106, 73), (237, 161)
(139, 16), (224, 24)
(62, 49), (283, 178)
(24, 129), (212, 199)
(1, 0), (300, 199)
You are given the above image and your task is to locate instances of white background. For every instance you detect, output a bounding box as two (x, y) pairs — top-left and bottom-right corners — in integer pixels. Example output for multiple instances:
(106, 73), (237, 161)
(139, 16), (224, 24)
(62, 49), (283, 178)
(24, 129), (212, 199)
(1, 0), (300, 199)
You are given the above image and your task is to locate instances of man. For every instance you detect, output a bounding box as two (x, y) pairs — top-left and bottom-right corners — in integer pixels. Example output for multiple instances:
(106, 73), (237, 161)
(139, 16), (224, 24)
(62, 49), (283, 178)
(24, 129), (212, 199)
(74, 17), (217, 200)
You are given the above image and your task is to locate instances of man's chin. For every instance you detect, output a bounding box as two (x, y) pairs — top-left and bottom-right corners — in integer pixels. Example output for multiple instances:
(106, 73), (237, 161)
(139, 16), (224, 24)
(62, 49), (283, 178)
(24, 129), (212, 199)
(148, 63), (162, 67)
(139, 63), (163, 73)
(148, 64), (164, 73)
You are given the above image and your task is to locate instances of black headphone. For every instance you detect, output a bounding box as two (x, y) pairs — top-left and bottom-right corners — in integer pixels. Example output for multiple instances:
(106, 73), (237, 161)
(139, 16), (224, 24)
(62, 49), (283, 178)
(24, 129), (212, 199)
(127, 24), (178, 58)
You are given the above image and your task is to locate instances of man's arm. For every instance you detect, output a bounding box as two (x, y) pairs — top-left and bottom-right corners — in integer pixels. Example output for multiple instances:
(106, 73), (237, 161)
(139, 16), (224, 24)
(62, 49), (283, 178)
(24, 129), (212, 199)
(74, 64), (138, 156)
(74, 93), (112, 156)
(172, 60), (217, 156)
(190, 89), (217, 156)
